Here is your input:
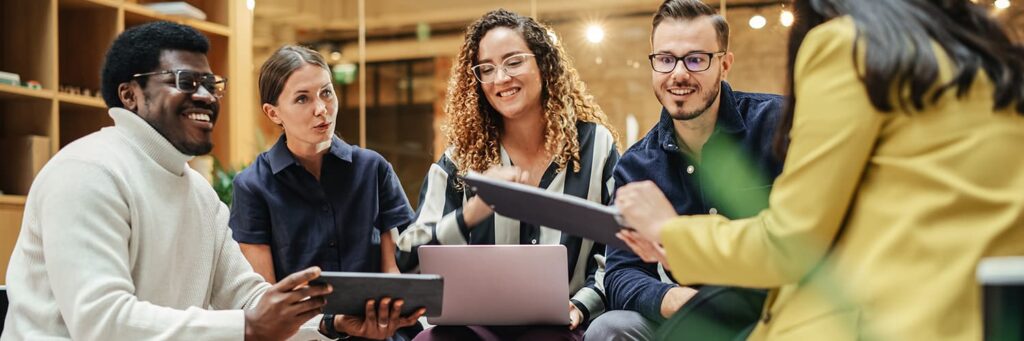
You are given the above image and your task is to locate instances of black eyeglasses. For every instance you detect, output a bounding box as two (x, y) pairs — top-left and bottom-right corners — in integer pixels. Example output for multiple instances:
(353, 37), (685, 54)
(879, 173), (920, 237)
(132, 69), (227, 98)
(648, 51), (726, 73)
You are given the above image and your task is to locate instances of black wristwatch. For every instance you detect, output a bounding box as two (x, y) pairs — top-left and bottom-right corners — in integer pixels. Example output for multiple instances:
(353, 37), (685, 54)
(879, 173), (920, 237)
(320, 313), (350, 340)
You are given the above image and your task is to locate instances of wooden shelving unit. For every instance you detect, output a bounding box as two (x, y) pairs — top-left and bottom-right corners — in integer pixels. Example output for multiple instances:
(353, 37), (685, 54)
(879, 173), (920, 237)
(0, 0), (255, 283)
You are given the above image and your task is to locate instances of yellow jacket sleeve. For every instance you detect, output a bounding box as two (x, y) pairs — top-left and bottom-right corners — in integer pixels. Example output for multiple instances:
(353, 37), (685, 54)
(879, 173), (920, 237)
(660, 18), (884, 287)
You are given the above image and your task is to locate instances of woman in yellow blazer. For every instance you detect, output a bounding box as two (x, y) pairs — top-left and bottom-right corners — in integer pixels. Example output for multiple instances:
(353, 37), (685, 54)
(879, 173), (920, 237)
(614, 0), (1024, 340)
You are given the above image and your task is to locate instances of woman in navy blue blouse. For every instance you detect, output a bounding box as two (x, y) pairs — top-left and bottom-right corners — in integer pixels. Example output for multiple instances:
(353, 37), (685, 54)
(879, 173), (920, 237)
(230, 45), (421, 340)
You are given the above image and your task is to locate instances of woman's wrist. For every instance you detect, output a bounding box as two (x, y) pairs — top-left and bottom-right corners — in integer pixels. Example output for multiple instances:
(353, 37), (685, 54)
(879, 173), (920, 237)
(328, 315), (352, 339)
(318, 314), (334, 338)
(462, 197), (492, 227)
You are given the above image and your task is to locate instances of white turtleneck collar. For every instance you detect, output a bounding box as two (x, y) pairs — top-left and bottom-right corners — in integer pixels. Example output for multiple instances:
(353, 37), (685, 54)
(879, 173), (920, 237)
(108, 107), (195, 177)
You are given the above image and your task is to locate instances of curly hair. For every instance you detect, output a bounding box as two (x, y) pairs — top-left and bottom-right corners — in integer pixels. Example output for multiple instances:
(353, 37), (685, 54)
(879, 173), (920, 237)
(101, 21), (210, 108)
(443, 9), (619, 177)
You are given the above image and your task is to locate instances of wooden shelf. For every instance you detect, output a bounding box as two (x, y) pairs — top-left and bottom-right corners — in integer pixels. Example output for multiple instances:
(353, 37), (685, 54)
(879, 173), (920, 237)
(58, 3), (117, 101)
(1, 1), (57, 92)
(0, 195), (26, 206)
(57, 93), (106, 109)
(59, 103), (112, 148)
(123, 3), (232, 37)
(0, 0), (254, 284)
(58, 0), (121, 9)
(0, 84), (54, 101)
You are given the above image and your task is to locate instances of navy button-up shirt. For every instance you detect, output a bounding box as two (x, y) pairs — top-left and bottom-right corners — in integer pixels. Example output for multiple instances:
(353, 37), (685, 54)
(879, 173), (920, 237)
(605, 81), (785, 322)
(230, 135), (415, 281)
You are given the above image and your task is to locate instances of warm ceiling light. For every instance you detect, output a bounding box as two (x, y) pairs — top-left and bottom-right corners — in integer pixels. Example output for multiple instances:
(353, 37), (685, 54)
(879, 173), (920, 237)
(586, 25), (605, 44)
(780, 10), (794, 27)
(995, 0), (1011, 9)
(749, 15), (767, 29)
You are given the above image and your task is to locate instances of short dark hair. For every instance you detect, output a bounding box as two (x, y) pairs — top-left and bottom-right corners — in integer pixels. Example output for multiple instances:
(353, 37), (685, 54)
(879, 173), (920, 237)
(258, 45), (330, 106)
(101, 21), (210, 108)
(652, 0), (730, 51)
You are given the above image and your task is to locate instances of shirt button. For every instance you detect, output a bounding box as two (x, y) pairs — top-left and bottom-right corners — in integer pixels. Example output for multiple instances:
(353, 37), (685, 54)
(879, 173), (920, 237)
(763, 312), (772, 323)
(531, 239), (538, 244)
(686, 165), (695, 174)
(321, 205), (329, 212)
(709, 208), (718, 215)
(328, 240), (337, 247)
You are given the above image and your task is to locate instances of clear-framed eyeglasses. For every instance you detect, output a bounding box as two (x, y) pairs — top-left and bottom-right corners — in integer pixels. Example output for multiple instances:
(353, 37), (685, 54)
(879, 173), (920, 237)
(132, 69), (227, 98)
(648, 51), (726, 73)
(471, 53), (536, 83)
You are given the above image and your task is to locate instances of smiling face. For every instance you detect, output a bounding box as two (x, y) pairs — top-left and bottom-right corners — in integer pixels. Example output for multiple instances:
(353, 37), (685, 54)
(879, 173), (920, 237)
(651, 17), (733, 121)
(128, 50), (220, 156)
(476, 26), (544, 121)
(262, 63), (338, 147)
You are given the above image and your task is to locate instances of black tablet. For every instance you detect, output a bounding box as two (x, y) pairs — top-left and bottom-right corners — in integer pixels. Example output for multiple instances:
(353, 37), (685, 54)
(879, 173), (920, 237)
(462, 173), (630, 249)
(311, 272), (444, 317)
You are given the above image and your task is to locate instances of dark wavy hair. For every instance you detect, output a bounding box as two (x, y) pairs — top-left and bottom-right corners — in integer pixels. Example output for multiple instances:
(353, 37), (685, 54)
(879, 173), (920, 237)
(101, 21), (210, 108)
(774, 0), (1024, 157)
(444, 9), (619, 176)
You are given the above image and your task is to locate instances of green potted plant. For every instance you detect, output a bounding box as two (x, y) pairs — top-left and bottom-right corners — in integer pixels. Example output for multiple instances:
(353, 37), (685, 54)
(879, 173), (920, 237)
(212, 158), (246, 207)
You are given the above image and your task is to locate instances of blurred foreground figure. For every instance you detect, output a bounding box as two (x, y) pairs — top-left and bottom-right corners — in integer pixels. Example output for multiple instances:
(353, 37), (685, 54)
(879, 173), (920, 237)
(616, 0), (1024, 339)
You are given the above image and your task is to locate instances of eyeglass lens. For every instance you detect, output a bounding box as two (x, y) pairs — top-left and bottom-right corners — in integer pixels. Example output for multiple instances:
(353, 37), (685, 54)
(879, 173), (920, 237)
(651, 53), (713, 73)
(474, 54), (530, 83)
(176, 71), (226, 97)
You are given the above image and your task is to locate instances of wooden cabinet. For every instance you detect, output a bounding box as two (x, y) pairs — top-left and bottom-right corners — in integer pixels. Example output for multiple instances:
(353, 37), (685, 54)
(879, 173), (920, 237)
(0, 0), (255, 283)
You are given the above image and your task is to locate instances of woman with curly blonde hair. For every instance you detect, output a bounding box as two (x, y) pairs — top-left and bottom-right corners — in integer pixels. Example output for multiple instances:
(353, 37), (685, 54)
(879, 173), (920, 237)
(396, 8), (620, 340)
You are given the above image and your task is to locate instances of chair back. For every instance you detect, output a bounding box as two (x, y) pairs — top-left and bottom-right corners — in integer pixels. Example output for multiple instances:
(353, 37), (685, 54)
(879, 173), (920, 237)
(0, 285), (7, 334)
(977, 257), (1024, 341)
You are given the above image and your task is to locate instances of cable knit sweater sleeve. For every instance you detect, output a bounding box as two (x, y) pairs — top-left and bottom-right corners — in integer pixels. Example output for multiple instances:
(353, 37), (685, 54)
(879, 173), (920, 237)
(36, 158), (248, 340)
(208, 202), (336, 341)
(209, 201), (269, 311)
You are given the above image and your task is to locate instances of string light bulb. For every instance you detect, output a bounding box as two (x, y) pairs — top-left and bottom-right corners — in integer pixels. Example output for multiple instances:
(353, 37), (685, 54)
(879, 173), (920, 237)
(780, 10), (794, 27)
(995, 0), (1011, 9)
(749, 15), (767, 29)
(586, 25), (605, 43)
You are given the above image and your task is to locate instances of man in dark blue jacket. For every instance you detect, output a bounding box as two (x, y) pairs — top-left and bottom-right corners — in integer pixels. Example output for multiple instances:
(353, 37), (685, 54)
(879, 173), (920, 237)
(584, 0), (784, 339)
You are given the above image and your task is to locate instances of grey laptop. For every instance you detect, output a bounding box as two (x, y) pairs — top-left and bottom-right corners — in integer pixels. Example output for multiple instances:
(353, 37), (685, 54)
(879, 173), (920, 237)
(418, 244), (570, 326)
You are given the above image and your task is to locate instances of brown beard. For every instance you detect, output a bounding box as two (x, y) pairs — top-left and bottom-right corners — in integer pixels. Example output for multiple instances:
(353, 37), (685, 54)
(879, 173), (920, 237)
(663, 73), (722, 121)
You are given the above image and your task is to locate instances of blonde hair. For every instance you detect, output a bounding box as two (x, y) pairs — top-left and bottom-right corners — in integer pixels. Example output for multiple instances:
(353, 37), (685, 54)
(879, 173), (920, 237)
(444, 9), (619, 177)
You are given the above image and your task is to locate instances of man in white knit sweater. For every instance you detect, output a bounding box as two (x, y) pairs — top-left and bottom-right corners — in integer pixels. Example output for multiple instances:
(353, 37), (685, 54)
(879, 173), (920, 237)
(0, 22), (383, 340)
